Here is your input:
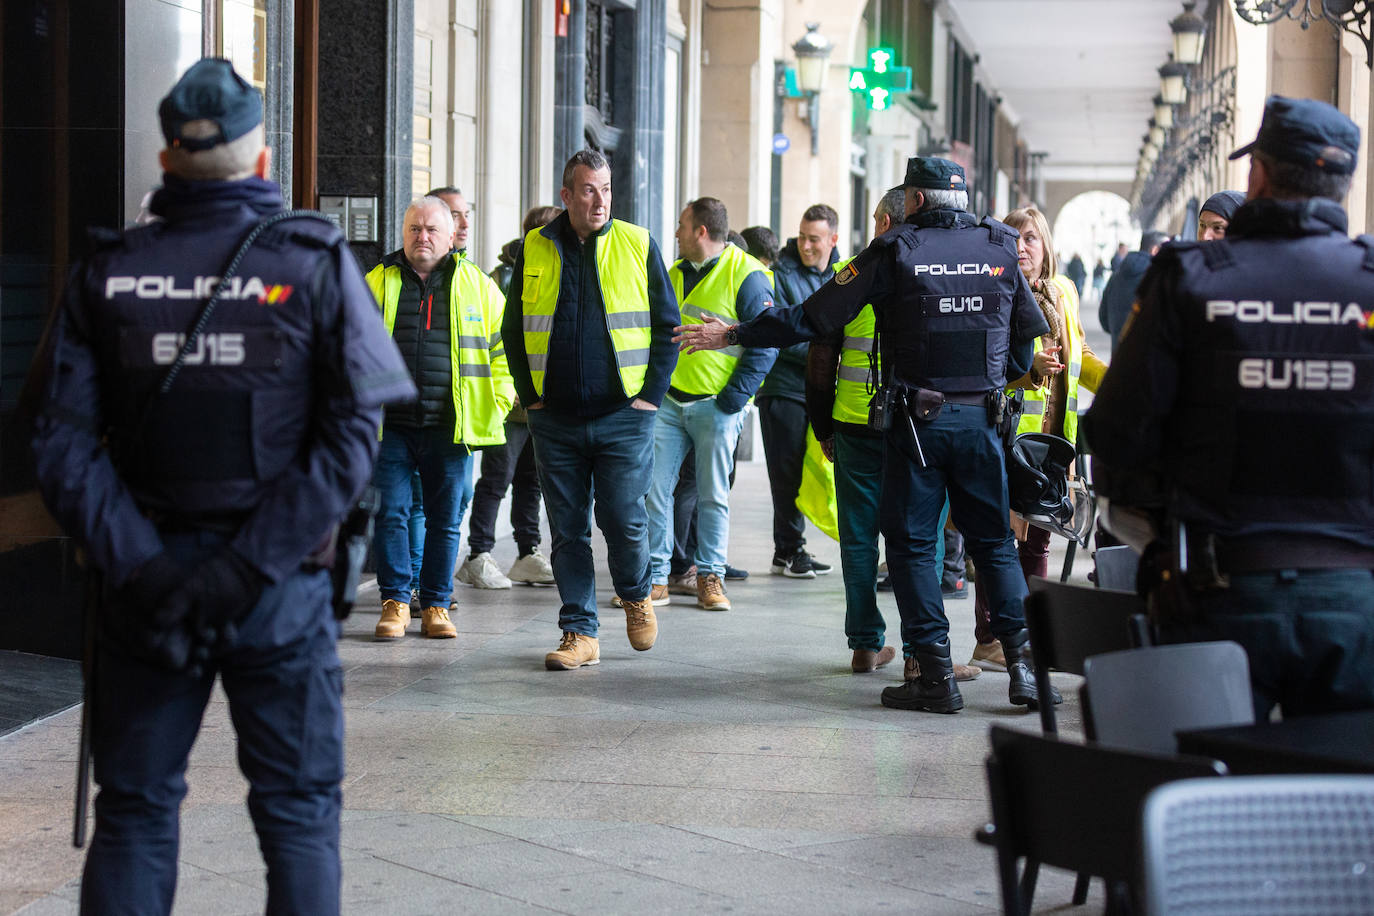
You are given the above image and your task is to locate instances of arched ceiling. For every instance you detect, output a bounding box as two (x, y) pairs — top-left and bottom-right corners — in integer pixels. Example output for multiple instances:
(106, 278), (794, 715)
(949, 0), (1190, 185)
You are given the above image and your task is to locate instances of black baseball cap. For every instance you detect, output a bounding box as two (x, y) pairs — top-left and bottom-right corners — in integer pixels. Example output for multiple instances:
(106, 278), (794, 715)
(905, 157), (967, 191)
(159, 58), (263, 152)
(1228, 95), (1360, 175)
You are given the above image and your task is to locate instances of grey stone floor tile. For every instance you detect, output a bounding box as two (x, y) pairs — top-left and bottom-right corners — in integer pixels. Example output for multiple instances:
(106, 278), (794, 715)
(452, 814), (629, 842)
(340, 812), (511, 854)
(165, 862), (268, 915)
(671, 824), (878, 853)
(12, 895), (78, 916)
(496, 867), (739, 916)
(373, 837), (606, 887)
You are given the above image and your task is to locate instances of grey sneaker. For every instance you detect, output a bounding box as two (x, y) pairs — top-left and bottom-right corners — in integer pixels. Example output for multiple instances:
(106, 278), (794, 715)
(508, 549), (555, 587)
(456, 552), (512, 589)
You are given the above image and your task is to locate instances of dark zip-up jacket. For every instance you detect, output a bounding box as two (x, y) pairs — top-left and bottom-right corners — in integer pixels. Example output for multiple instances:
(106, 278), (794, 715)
(502, 212), (678, 418)
(377, 249), (456, 429)
(758, 238), (840, 402)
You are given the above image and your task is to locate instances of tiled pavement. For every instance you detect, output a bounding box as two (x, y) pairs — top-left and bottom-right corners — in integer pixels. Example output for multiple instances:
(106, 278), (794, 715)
(1, 459), (1100, 915)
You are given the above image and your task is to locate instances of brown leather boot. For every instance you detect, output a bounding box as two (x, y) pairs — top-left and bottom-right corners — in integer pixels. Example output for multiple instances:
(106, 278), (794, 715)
(420, 605), (457, 639)
(621, 595), (658, 650)
(375, 599), (408, 640)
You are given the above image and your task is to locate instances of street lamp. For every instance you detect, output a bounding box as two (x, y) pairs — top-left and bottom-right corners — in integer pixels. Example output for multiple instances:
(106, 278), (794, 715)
(1234, 0), (1373, 69)
(1153, 94), (1175, 129)
(792, 22), (833, 156)
(1170, 1), (1208, 65)
(1159, 54), (1190, 105)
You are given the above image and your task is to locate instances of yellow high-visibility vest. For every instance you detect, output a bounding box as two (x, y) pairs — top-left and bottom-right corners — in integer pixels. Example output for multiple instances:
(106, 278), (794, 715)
(520, 220), (652, 398)
(668, 244), (771, 395)
(1017, 274), (1084, 443)
(365, 254), (514, 446)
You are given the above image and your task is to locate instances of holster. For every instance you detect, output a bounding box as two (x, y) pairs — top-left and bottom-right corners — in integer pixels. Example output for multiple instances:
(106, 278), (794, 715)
(909, 387), (945, 421)
(330, 487), (380, 620)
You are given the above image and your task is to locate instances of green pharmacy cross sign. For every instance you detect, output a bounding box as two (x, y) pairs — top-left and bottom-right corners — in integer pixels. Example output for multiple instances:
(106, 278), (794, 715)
(848, 47), (912, 111)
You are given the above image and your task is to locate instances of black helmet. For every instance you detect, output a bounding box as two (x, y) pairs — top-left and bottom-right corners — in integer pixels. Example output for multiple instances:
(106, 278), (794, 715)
(1007, 433), (1093, 543)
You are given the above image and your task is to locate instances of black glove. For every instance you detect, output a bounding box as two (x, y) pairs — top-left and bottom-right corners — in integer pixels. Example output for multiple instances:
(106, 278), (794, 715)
(113, 553), (198, 671)
(180, 551), (266, 658)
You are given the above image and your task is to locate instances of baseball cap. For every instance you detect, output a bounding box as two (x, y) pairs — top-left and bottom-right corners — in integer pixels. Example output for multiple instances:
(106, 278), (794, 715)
(1228, 95), (1360, 175)
(905, 157), (967, 191)
(159, 58), (264, 152)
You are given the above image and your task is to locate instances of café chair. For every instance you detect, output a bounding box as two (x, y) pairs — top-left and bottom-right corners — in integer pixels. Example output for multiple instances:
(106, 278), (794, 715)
(1025, 577), (1151, 736)
(1083, 641), (1254, 755)
(1140, 775), (1374, 915)
(1092, 544), (1139, 592)
(979, 724), (1226, 916)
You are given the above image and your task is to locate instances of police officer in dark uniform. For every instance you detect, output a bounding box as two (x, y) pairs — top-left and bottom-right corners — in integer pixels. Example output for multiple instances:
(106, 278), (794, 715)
(676, 157), (1055, 714)
(1083, 96), (1374, 720)
(29, 59), (414, 913)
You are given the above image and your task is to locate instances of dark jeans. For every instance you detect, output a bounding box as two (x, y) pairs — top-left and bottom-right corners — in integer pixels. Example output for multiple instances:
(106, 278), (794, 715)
(973, 524), (1051, 644)
(881, 403), (1027, 648)
(83, 531), (342, 915)
(943, 528), (966, 587)
(1162, 569), (1374, 720)
(373, 425), (472, 608)
(526, 403), (655, 637)
(758, 396), (808, 557)
(467, 420), (542, 555)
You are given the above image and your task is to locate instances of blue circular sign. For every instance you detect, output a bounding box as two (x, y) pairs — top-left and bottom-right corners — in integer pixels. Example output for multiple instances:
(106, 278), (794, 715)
(772, 133), (791, 155)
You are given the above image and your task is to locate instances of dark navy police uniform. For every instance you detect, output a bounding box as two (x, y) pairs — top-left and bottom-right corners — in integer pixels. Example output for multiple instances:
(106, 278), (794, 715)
(30, 59), (413, 915)
(1085, 95), (1374, 720)
(1084, 197), (1374, 719)
(734, 163), (1048, 712)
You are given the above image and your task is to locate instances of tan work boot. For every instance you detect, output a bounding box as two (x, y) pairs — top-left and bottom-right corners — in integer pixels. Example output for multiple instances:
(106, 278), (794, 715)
(420, 605), (457, 639)
(852, 646), (898, 673)
(612, 584), (670, 608)
(621, 595), (658, 651)
(545, 631), (600, 670)
(375, 599), (409, 640)
(969, 640), (1008, 672)
(696, 572), (731, 611)
(906, 655), (982, 682)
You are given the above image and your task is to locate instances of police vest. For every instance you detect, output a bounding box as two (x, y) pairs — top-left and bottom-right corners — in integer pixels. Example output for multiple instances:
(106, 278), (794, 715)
(366, 255), (511, 446)
(669, 245), (770, 396)
(520, 220), (652, 398)
(1017, 274), (1085, 443)
(832, 257), (879, 425)
(1161, 230), (1374, 540)
(881, 215), (1024, 392)
(96, 215), (349, 516)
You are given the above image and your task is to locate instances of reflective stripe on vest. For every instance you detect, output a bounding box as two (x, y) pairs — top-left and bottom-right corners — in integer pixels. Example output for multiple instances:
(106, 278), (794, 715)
(1016, 274), (1084, 443)
(520, 220), (652, 398)
(833, 258), (880, 425)
(669, 245), (770, 395)
(366, 255), (510, 446)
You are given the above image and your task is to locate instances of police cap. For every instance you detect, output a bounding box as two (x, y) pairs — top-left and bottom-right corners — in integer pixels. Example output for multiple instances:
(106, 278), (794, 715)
(1228, 95), (1360, 175)
(159, 58), (263, 152)
(905, 157), (967, 191)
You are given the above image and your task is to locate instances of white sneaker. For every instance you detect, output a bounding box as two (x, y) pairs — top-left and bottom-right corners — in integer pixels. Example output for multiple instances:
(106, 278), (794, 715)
(456, 552), (512, 589)
(508, 549), (555, 586)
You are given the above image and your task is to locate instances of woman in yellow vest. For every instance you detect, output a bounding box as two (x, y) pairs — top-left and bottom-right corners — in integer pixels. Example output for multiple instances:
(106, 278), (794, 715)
(969, 206), (1108, 670)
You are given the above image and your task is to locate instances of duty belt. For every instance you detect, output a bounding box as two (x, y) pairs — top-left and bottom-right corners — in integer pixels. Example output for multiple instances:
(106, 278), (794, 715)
(1192, 532), (1374, 577)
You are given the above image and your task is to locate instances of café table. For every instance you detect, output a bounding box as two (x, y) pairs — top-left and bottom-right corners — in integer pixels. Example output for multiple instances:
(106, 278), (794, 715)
(1177, 709), (1374, 775)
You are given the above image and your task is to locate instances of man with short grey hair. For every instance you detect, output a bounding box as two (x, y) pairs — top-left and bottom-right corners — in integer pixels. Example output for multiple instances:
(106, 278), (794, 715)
(366, 195), (514, 642)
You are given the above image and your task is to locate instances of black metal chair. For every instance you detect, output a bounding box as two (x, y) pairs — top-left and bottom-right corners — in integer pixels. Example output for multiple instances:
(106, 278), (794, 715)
(1092, 544), (1139, 592)
(1083, 641), (1254, 755)
(1140, 775), (1374, 915)
(1024, 577), (1151, 736)
(980, 725), (1226, 916)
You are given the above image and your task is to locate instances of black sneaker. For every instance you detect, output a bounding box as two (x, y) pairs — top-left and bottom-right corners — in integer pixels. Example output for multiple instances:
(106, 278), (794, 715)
(724, 564), (749, 581)
(771, 551), (816, 579)
(409, 588), (422, 618)
(805, 552), (832, 575)
(876, 571), (893, 591)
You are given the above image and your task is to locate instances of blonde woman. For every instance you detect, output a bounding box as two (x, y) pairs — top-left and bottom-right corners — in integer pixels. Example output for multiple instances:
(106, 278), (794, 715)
(969, 207), (1109, 671)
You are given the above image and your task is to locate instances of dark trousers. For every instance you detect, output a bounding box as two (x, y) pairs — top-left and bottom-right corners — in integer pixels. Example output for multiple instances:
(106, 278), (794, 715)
(1162, 569), (1374, 720)
(526, 403), (655, 636)
(82, 531), (342, 915)
(881, 403), (1027, 648)
(467, 420), (542, 556)
(757, 396), (808, 557)
(943, 528), (966, 588)
(973, 524), (1051, 644)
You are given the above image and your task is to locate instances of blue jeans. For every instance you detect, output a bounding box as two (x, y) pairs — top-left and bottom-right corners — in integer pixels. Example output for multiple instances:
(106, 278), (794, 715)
(648, 396), (747, 581)
(835, 429), (944, 653)
(527, 403), (655, 637)
(881, 403), (1026, 648)
(83, 531), (342, 915)
(373, 425), (472, 607)
(1163, 569), (1374, 719)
